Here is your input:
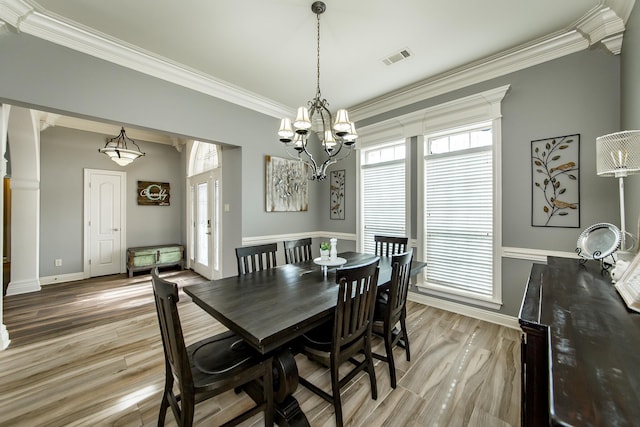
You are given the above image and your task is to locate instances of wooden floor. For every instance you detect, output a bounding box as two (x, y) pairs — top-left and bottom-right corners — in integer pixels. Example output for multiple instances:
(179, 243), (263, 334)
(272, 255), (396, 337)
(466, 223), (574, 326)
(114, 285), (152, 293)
(1, 270), (521, 426)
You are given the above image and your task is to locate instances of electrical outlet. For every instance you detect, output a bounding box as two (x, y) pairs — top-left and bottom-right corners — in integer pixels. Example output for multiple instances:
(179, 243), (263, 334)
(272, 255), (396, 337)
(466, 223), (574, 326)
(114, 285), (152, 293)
(55, 259), (62, 267)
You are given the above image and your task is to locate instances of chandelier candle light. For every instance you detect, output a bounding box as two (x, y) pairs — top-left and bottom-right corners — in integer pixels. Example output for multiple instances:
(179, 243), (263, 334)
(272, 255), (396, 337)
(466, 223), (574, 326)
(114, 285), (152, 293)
(277, 1), (357, 181)
(99, 126), (146, 166)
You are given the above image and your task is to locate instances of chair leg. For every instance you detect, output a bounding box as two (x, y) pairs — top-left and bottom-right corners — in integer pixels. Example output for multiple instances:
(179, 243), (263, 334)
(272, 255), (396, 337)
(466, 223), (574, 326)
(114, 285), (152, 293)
(157, 374), (172, 426)
(157, 393), (169, 426)
(384, 329), (397, 389)
(400, 315), (411, 361)
(180, 395), (195, 427)
(330, 360), (344, 427)
(365, 339), (378, 400)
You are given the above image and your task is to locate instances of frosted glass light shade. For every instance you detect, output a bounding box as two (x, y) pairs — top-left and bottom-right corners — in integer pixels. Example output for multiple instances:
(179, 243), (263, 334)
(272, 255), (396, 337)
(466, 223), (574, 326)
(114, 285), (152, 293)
(99, 127), (145, 167)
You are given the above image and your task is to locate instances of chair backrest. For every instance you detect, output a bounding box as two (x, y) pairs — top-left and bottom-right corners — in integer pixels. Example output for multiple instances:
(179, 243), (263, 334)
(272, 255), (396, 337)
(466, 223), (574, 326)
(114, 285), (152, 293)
(235, 243), (278, 275)
(283, 238), (313, 264)
(374, 235), (408, 257)
(333, 258), (380, 352)
(386, 251), (413, 326)
(151, 268), (193, 390)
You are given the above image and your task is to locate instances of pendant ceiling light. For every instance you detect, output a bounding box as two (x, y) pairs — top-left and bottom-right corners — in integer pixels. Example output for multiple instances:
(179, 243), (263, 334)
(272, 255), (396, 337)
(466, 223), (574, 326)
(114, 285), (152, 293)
(99, 127), (145, 166)
(277, 1), (356, 181)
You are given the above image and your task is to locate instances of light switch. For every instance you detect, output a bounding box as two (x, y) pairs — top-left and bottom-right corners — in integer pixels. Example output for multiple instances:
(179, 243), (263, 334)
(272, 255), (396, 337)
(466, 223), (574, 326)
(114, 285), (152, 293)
(224, 203), (230, 212)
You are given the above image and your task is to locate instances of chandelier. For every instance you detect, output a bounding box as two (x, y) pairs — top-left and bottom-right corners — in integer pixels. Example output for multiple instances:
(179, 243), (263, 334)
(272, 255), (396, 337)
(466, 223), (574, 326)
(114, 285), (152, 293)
(99, 126), (145, 166)
(277, 1), (357, 181)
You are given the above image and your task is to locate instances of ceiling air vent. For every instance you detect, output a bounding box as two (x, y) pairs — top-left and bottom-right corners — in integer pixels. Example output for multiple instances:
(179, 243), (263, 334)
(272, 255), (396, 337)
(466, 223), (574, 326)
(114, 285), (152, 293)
(382, 48), (412, 66)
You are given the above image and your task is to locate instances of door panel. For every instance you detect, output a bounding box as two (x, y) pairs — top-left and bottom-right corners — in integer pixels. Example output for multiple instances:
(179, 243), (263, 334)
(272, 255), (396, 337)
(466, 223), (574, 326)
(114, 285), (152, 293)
(89, 172), (123, 277)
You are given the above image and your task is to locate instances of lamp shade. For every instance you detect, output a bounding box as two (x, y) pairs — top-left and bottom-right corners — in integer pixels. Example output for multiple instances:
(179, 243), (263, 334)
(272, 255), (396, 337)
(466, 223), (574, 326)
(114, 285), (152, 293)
(596, 130), (640, 178)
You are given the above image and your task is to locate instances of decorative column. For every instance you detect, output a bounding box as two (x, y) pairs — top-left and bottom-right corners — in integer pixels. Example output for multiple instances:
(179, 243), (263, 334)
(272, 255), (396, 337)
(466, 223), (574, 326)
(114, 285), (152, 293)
(0, 104), (10, 350)
(4, 107), (40, 296)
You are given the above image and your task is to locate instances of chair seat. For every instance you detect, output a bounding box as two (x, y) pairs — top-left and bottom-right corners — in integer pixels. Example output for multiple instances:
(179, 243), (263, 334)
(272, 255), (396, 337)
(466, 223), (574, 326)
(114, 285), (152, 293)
(373, 291), (389, 321)
(189, 330), (262, 388)
(300, 320), (334, 353)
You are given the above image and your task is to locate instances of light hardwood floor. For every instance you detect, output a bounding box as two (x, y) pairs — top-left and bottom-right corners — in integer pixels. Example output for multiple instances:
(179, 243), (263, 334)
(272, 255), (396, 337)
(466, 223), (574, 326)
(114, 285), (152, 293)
(1, 270), (521, 426)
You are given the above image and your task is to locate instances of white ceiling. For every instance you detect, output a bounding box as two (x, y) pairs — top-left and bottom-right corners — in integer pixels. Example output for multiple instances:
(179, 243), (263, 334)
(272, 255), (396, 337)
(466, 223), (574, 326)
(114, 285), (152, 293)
(0, 0), (634, 137)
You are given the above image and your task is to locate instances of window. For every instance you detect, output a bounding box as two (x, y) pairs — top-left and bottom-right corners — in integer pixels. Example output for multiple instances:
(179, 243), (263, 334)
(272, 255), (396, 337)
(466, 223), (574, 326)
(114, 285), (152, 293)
(357, 85), (508, 309)
(423, 122), (498, 306)
(190, 141), (219, 176)
(360, 141), (406, 254)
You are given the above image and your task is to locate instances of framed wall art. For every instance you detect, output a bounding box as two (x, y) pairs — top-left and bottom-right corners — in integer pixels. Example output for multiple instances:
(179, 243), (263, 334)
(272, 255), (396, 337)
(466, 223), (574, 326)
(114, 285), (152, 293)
(330, 169), (345, 220)
(531, 134), (580, 227)
(265, 155), (308, 212)
(137, 181), (170, 206)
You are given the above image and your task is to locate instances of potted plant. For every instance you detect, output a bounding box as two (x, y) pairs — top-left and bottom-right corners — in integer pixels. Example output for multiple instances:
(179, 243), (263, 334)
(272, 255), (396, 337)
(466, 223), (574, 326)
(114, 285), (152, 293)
(320, 242), (330, 260)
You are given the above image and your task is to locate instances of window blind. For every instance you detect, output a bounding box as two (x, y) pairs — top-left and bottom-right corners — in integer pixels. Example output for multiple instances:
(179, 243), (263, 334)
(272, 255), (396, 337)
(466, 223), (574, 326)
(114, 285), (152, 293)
(362, 160), (405, 254)
(424, 148), (493, 297)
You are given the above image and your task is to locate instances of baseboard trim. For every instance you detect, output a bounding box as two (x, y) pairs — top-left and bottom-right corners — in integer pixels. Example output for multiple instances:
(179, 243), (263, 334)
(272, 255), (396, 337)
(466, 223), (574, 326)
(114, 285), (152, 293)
(408, 291), (520, 330)
(5, 278), (41, 295)
(40, 272), (86, 286)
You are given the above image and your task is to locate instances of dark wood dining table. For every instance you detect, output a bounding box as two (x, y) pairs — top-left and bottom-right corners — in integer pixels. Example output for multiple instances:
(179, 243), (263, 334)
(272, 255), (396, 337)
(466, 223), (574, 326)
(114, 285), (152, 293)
(184, 251), (426, 426)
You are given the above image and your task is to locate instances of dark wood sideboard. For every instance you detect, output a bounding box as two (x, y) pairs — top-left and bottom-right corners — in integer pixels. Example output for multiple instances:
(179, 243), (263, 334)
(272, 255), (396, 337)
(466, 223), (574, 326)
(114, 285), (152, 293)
(519, 256), (640, 426)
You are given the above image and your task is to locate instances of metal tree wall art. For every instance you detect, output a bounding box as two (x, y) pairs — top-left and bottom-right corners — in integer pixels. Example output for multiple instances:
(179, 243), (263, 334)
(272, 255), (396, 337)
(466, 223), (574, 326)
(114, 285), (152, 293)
(531, 134), (580, 227)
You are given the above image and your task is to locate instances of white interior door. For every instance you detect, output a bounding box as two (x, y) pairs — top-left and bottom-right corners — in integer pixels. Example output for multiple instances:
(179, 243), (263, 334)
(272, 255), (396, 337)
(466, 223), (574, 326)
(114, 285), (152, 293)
(86, 169), (126, 277)
(189, 170), (221, 280)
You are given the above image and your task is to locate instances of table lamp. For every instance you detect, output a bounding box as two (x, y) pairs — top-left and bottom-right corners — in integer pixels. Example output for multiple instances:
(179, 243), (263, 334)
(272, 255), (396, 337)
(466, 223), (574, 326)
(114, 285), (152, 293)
(596, 130), (640, 250)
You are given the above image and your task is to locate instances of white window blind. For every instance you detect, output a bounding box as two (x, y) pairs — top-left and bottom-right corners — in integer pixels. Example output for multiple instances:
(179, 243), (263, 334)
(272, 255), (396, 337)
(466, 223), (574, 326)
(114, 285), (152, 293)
(424, 145), (493, 298)
(362, 160), (405, 254)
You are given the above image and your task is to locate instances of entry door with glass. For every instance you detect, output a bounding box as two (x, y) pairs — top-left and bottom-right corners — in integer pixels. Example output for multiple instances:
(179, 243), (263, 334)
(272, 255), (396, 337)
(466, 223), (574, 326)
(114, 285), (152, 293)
(190, 171), (221, 280)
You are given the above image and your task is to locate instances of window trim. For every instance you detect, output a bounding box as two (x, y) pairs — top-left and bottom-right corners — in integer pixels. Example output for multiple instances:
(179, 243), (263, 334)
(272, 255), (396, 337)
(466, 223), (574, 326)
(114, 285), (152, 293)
(357, 140), (409, 253)
(358, 85), (509, 309)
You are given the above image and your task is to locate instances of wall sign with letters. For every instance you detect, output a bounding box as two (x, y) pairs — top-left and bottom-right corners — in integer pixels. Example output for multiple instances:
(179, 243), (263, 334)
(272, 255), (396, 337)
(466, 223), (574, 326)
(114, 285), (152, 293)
(138, 181), (170, 206)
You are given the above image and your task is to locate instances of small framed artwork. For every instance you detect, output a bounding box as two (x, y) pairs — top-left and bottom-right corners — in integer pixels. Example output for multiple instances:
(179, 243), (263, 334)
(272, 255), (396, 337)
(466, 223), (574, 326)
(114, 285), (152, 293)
(330, 170), (345, 220)
(531, 134), (580, 227)
(137, 181), (170, 206)
(265, 155), (308, 212)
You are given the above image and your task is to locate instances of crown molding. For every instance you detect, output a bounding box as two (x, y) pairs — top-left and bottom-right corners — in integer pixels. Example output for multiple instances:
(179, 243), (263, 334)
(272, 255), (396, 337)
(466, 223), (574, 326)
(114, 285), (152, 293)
(350, 1), (632, 122)
(0, 0), (294, 119)
(0, 0), (633, 124)
(357, 85), (510, 147)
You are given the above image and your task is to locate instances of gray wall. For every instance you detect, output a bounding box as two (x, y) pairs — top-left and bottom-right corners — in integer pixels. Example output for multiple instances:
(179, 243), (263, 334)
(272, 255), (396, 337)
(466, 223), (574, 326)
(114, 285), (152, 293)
(0, 21), (635, 318)
(39, 126), (184, 276)
(359, 49), (621, 316)
(622, 5), (640, 233)
(0, 31), (332, 276)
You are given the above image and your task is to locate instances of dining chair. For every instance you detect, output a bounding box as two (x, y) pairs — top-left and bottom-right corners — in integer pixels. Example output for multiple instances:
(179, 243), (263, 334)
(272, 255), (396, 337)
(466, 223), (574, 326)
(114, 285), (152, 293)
(374, 235), (408, 257)
(372, 250), (413, 388)
(235, 243), (278, 275)
(151, 268), (274, 427)
(297, 258), (380, 427)
(283, 237), (313, 264)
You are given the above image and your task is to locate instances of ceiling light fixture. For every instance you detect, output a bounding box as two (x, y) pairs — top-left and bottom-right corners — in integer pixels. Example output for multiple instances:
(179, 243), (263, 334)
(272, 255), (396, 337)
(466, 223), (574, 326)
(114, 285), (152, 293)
(277, 1), (357, 181)
(596, 130), (640, 249)
(99, 126), (145, 166)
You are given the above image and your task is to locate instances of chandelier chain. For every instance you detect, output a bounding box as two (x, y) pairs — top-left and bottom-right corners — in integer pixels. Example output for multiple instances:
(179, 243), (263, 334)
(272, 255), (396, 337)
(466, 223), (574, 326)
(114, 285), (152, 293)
(316, 11), (321, 99)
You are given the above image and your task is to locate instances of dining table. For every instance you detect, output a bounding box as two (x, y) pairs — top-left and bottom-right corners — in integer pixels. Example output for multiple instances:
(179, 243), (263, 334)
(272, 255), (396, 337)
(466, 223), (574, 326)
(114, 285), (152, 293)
(184, 251), (426, 426)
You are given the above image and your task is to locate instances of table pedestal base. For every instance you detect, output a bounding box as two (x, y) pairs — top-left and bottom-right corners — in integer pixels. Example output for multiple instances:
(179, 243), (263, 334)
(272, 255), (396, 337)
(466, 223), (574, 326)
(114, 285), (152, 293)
(245, 348), (309, 426)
